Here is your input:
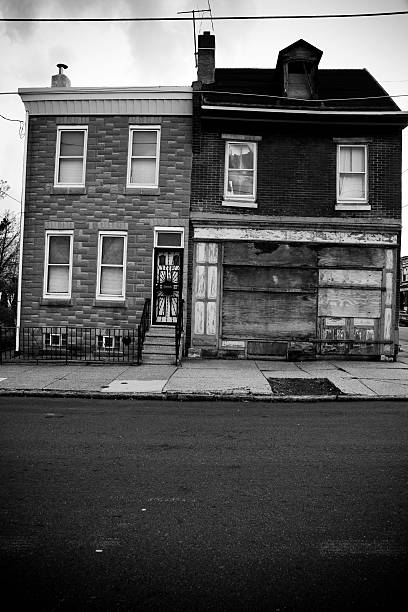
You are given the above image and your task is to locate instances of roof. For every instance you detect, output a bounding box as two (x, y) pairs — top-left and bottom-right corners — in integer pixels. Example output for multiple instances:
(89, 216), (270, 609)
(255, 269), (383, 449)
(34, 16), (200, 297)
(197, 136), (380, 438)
(201, 68), (401, 113)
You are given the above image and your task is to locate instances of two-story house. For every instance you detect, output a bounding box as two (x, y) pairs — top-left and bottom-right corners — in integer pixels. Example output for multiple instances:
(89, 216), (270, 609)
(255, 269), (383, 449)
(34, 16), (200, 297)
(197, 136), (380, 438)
(188, 33), (408, 360)
(17, 66), (192, 363)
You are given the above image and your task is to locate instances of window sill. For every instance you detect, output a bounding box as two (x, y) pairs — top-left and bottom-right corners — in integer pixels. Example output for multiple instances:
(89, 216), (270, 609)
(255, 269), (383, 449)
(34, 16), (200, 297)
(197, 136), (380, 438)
(41, 298), (72, 306)
(93, 299), (128, 308)
(222, 199), (258, 209)
(126, 186), (160, 196)
(52, 186), (86, 195)
(336, 202), (371, 211)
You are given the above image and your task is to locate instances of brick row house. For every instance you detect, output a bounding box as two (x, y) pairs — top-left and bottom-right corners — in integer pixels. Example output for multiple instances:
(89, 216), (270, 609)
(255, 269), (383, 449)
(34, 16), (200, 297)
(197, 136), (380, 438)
(17, 69), (192, 363)
(15, 36), (408, 364)
(188, 33), (408, 361)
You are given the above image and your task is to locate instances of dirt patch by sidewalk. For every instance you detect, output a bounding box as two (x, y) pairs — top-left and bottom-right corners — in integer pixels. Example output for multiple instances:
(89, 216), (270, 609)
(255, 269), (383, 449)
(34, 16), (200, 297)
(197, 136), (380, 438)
(267, 377), (343, 396)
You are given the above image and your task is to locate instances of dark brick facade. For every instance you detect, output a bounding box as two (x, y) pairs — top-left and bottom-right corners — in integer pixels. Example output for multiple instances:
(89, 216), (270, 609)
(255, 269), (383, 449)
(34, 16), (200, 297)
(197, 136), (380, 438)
(20, 114), (192, 328)
(190, 119), (402, 220)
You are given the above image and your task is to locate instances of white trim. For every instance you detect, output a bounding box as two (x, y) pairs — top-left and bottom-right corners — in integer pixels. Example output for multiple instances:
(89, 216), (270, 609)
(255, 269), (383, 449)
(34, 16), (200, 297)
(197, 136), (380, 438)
(336, 144), (368, 204)
(127, 125), (161, 189)
(54, 126), (88, 188)
(153, 226), (185, 248)
(223, 140), (257, 202)
(202, 105), (408, 117)
(194, 226), (398, 246)
(19, 86), (192, 98)
(96, 231), (127, 301)
(16, 111), (29, 351)
(222, 200), (258, 209)
(43, 230), (74, 299)
(335, 203), (371, 211)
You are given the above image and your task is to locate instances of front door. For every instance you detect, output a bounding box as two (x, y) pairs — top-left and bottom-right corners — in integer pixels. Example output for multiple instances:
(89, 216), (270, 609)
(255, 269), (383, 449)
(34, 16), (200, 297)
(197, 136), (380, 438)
(153, 250), (183, 324)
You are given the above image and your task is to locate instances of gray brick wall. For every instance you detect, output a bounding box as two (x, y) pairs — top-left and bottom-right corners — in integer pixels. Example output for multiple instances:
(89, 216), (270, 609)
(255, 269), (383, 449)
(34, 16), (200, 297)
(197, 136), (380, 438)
(21, 114), (192, 328)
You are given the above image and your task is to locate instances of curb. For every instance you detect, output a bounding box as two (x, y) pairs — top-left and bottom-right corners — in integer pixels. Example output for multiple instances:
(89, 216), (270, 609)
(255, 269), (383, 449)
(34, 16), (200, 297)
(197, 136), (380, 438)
(1, 389), (408, 402)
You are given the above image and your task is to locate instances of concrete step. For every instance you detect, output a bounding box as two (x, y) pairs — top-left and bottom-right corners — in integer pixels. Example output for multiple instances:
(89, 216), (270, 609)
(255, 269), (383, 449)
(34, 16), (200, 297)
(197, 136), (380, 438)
(147, 326), (175, 337)
(142, 354), (176, 365)
(144, 336), (175, 347)
(143, 345), (175, 356)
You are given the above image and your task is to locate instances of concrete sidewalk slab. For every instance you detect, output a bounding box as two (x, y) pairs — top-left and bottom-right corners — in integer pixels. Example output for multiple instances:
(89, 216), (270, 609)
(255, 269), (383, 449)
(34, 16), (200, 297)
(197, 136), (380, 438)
(104, 379), (167, 393)
(325, 373), (377, 396)
(44, 366), (129, 391)
(164, 361), (271, 396)
(261, 370), (314, 379)
(336, 367), (408, 380)
(360, 379), (408, 396)
(115, 365), (177, 381)
(255, 361), (303, 372)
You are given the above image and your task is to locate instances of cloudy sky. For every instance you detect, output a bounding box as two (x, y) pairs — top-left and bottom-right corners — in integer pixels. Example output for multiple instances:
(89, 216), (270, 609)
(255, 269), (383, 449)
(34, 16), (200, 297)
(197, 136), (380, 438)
(1, 0), (407, 253)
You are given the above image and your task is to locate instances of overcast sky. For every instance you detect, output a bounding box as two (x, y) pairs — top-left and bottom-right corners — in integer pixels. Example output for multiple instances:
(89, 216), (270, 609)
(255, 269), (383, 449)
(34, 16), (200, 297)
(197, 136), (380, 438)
(1, 0), (407, 253)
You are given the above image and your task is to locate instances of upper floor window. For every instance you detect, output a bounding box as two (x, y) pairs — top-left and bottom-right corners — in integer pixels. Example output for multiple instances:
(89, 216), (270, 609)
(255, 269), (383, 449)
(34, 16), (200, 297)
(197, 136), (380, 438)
(43, 231), (73, 298)
(127, 126), (161, 188)
(337, 144), (368, 203)
(54, 127), (87, 187)
(224, 141), (257, 203)
(96, 232), (127, 300)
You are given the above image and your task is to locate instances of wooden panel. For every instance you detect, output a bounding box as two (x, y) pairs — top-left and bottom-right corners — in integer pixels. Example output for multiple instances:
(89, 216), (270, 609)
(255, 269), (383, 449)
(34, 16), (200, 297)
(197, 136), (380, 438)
(247, 341), (288, 357)
(223, 242), (317, 267)
(384, 307), (392, 340)
(195, 266), (206, 298)
(206, 302), (217, 335)
(208, 243), (218, 264)
(224, 266), (316, 291)
(318, 289), (381, 317)
(196, 243), (206, 263)
(207, 266), (218, 299)
(318, 246), (385, 268)
(194, 301), (205, 335)
(222, 292), (316, 339)
(385, 272), (393, 306)
(319, 269), (382, 287)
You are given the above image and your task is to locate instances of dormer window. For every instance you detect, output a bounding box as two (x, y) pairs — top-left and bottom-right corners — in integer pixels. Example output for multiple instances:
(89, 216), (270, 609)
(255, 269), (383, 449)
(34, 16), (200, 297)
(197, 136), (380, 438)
(277, 39), (323, 101)
(287, 61), (313, 99)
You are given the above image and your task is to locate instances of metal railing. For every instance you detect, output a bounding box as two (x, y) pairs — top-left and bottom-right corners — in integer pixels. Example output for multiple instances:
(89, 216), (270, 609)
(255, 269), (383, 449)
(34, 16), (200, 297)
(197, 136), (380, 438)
(0, 326), (139, 364)
(137, 298), (151, 365)
(175, 299), (184, 365)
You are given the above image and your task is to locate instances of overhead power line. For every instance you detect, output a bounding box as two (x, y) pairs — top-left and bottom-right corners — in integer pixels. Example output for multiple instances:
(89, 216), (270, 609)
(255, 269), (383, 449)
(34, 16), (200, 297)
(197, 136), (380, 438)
(0, 11), (407, 22)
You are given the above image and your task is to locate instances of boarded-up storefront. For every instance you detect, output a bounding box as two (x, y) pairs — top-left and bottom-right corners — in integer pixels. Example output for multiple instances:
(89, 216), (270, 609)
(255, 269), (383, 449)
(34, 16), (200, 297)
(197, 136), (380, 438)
(190, 226), (398, 360)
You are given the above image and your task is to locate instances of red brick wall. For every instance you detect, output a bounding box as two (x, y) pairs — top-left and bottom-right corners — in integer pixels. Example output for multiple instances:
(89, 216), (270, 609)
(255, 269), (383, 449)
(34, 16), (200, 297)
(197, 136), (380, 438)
(190, 122), (402, 220)
(20, 114), (192, 328)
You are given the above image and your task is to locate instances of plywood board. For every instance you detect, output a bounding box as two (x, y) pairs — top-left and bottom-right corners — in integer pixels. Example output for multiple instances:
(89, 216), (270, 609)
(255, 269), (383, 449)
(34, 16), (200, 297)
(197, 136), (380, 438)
(319, 269), (382, 287)
(318, 288), (381, 317)
(207, 266), (218, 299)
(223, 242), (317, 267)
(195, 266), (206, 299)
(222, 292), (316, 339)
(318, 246), (385, 268)
(194, 301), (205, 335)
(224, 266), (317, 291)
(206, 301), (217, 335)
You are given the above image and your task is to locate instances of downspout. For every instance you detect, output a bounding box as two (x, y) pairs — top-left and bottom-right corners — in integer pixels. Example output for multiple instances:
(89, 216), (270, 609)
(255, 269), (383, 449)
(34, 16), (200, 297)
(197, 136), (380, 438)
(15, 110), (29, 353)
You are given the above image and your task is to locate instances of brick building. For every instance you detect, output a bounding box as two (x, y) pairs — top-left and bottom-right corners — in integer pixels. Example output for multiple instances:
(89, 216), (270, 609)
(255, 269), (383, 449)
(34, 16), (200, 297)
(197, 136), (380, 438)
(188, 34), (408, 360)
(401, 255), (408, 313)
(17, 68), (192, 362)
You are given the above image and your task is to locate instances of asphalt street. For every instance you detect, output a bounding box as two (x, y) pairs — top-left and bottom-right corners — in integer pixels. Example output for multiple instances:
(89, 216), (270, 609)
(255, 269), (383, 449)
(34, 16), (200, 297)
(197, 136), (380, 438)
(0, 397), (407, 611)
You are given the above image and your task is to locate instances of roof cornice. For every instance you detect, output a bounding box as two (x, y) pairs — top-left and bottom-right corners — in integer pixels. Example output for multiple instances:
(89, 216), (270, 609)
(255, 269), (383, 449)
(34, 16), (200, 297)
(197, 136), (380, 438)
(18, 86), (193, 116)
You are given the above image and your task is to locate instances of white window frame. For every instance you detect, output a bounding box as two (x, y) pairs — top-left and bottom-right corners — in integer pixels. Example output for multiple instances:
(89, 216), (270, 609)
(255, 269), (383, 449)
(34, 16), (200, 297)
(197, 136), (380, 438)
(96, 231), (127, 301)
(153, 226), (185, 249)
(223, 140), (257, 203)
(43, 230), (74, 299)
(127, 125), (161, 188)
(54, 126), (88, 187)
(336, 144), (368, 205)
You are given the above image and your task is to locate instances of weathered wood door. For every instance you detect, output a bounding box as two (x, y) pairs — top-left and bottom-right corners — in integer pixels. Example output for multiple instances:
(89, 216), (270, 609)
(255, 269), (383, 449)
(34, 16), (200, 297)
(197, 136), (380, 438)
(153, 250), (183, 325)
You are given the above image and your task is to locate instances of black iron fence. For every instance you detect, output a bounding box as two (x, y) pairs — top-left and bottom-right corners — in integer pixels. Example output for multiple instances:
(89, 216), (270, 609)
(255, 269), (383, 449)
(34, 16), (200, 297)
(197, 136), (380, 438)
(0, 326), (139, 364)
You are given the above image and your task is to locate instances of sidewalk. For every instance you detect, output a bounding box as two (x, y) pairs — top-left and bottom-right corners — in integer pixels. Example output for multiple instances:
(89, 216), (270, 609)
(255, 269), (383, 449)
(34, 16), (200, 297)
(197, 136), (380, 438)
(1, 347), (408, 400)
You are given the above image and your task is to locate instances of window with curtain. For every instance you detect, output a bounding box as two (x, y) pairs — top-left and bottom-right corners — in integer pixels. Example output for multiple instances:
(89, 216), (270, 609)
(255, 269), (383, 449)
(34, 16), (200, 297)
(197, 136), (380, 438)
(44, 232), (72, 297)
(127, 127), (160, 187)
(224, 141), (257, 201)
(55, 128), (87, 186)
(97, 233), (127, 299)
(337, 145), (367, 202)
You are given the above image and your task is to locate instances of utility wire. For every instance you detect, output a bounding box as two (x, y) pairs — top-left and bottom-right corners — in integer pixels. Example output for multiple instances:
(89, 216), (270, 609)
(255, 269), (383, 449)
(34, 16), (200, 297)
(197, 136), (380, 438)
(0, 11), (407, 22)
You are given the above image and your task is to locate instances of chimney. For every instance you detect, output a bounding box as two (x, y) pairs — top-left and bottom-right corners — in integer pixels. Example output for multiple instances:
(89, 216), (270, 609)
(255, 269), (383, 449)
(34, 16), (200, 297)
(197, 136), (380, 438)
(51, 63), (71, 88)
(197, 31), (215, 84)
